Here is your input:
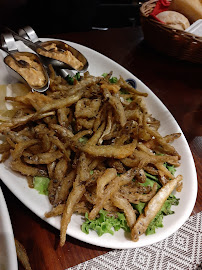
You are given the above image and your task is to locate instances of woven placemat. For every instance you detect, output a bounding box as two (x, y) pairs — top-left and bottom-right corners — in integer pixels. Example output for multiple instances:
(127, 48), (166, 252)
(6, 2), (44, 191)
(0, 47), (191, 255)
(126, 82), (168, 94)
(68, 211), (202, 270)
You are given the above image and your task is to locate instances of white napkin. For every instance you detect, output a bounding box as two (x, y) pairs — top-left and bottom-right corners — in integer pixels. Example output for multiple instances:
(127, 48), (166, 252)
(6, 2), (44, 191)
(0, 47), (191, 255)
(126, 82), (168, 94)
(68, 211), (202, 270)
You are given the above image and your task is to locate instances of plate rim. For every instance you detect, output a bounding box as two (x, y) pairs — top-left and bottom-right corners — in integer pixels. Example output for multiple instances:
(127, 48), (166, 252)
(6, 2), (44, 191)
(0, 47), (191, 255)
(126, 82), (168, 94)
(0, 186), (18, 270)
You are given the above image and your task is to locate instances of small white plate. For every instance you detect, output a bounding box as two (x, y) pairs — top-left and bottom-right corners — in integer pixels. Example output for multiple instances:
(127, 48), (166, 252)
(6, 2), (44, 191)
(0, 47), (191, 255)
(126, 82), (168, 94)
(0, 39), (198, 249)
(0, 187), (18, 270)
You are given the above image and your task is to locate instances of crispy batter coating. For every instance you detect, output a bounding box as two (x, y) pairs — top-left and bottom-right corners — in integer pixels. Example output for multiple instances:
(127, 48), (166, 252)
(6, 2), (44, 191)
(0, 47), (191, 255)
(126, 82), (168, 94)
(0, 69), (182, 246)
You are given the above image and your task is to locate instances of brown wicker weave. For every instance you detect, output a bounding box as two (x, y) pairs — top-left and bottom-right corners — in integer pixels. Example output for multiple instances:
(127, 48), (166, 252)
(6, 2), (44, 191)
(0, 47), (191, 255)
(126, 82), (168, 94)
(140, 0), (202, 64)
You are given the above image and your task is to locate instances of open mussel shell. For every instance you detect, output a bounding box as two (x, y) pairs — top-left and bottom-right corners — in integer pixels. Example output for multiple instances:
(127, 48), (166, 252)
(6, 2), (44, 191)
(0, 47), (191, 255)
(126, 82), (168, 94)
(37, 40), (89, 72)
(4, 51), (50, 93)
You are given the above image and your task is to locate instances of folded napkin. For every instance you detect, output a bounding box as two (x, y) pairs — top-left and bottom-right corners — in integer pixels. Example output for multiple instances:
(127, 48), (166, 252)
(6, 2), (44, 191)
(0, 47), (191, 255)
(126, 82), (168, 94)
(68, 211), (202, 270)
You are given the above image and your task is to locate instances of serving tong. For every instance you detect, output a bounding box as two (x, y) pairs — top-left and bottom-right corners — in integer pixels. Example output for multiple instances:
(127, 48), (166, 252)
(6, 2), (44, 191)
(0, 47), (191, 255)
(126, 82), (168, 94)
(1, 26), (89, 87)
(0, 32), (50, 92)
(17, 26), (89, 73)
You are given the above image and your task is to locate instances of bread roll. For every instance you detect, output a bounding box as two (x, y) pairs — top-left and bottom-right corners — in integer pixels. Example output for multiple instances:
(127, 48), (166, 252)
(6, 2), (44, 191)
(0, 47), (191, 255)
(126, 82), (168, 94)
(169, 0), (202, 23)
(156, 11), (190, 30)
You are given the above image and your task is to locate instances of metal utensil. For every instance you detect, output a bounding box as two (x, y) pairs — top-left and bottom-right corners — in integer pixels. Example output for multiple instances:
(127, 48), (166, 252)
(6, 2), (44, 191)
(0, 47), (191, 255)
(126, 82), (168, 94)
(0, 45), (31, 69)
(18, 26), (89, 72)
(6, 30), (68, 80)
(0, 32), (50, 93)
(3, 27), (46, 52)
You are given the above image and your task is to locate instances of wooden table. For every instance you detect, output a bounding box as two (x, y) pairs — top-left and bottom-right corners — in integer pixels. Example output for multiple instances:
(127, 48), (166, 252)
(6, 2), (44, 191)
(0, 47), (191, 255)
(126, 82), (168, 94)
(1, 26), (201, 270)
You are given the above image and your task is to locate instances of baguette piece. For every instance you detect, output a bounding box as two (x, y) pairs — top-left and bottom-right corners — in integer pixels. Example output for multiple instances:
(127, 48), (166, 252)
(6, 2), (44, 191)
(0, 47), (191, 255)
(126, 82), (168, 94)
(169, 0), (202, 23)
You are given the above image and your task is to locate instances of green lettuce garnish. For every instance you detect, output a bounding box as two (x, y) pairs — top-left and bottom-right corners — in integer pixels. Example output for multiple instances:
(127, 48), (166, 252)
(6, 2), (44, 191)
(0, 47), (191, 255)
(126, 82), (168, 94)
(74, 72), (81, 81)
(33, 177), (50, 195)
(66, 72), (81, 85)
(82, 209), (130, 236)
(102, 73), (108, 78)
(78, 136), (88, 144)
(126, 98), (133, 102)
(119, 88), (129, 95)
(141, 172), (161, 189)
(133, 202), (146, 214)
(66, 75), (74, 85)
(101, 73), (118, 83)
(164, 163), (176, 175)
(144, 172), (158, 181)
(109, 77), (118, 83)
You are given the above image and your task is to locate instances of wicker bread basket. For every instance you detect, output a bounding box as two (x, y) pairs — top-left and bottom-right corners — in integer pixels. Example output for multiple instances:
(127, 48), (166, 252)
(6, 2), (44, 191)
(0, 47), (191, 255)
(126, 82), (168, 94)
(140, 0), (202, 63)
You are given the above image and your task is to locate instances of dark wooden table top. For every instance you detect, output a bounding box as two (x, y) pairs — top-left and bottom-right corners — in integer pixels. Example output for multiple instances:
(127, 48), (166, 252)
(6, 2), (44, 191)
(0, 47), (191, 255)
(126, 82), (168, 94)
(0, 26), (201, 270)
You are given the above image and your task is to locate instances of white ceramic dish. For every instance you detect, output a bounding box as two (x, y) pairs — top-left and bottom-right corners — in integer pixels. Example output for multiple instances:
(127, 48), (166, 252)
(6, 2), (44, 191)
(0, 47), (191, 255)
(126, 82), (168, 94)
(0, 187), (18, 270)
(0, 38), (198, 249)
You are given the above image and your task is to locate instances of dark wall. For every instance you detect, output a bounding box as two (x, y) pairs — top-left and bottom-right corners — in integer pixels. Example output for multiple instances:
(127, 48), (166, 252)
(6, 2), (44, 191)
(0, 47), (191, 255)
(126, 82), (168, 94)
(0, 0), (141, 35)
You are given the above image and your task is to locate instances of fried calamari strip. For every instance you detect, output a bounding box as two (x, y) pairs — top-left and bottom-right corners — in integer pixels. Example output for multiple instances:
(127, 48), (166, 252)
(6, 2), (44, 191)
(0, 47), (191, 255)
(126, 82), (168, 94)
(111, 194), (136, 228)
(88, 169), (136, 220)
(60, 153), (90, 246)
(80, 139), (137, 159)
